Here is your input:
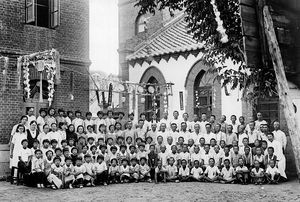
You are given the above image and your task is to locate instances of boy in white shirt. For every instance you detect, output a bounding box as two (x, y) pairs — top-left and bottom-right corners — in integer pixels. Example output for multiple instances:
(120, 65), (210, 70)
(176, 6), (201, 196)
(250, 160), (265, 185)
(178, 159), (190, 182)
(265, 159), (281, 184)
(166, 157), (179, 182)
(190, 160), (203, 181)
(83, 154), (95, 186)
(94, 155), (108, 185)
(204, 158), (220, 182)
(158, 145), (169, 167)
(190, 145), (202, 167)
(219, 159), (235, 184)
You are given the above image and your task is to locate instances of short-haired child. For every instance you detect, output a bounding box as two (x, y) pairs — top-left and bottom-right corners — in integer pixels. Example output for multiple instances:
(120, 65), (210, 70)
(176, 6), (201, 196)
(155, 160), (167, 183)
(265, 159), (281, 184)
(235, 158), (249, 185)
(48, 157), (63, 189)
(83, 154), (95, 186)
(219, 159), (235, 184)
(130, 158), (140, 182)
(179, 159), (190, 182)
(74, 157), (85, 188)
(63, 156), (75, 189)
(166, 157), (179, 182)
(94, 155), (108, 185)
(119, 158), (130, 183)
(108, 158), (119, 184)
(31, 149), (45, 188)
(204, 158), (220, 182)
(190, 160), (203, 182)
(139, 157), (151, 182)
(250, 160), (265, 185)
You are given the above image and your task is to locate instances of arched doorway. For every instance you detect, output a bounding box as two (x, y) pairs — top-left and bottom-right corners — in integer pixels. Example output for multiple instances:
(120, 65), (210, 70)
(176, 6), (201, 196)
(139, 66), (166, 121)
(185, 60), (221, 119)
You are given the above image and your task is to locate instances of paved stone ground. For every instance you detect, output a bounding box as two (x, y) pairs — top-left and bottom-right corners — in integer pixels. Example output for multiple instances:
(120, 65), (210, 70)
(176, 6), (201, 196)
(0, 180), (300, 202)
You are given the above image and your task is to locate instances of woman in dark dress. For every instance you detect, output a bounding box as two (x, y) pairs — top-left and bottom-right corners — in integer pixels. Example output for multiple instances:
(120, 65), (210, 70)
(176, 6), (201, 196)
(66, 124), (78, 142)
(26, 121), (40, 148)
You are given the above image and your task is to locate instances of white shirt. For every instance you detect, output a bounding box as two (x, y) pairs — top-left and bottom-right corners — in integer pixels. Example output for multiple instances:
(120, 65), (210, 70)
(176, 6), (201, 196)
(267, 139), (284, 160)
(215, 131), (226, 145)
(199, 121), (209, 134)
(158, 152), (169, 167)
(204, 166), (220, 178)
(26, 115), (36, 128)
(265, 166), (280, 179)
(221, 166), (235, 180)
(203, 132), (216, 144)
(84, 119), (94, 132)
(179, 166), (190, 176)
(272, 130), (287, 150)
(18, 147), (32, 162)
(190, 152), (202, 163)
(238, 133), (248, 147)
(36, 116), (45, 132)
(48, 131), (62, 146)
(191, 167), (203, 179)
(247, 129), (261, 144)
(93, 161), (107, 173)
(95, 118), (107, 133)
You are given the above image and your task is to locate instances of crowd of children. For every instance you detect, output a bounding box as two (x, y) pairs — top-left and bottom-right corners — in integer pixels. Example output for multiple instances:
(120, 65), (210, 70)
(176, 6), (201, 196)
(9, 108), (287, 189)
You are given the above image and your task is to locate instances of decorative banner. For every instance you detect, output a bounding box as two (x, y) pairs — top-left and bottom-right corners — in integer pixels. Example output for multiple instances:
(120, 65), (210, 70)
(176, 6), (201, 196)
(17, 57), (22, 90)
(108, 83), (113, 106)
(179, 91), (184, 111)
(1, 57), (9, 92)
(96, 90), (100, 106)
(163, 91), (168, 113)
(102, 91), (106, 107)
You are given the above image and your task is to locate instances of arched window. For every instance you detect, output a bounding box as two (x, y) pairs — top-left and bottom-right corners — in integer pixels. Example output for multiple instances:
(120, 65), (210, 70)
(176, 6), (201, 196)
(135, 15), (146, 34)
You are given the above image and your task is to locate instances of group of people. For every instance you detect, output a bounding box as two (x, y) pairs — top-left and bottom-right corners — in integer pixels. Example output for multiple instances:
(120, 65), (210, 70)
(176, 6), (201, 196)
(9, 107), (288, 189)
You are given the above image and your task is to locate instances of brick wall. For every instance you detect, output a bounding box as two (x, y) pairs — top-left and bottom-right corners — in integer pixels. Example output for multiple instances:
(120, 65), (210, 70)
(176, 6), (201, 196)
(0, 0), (90, 144)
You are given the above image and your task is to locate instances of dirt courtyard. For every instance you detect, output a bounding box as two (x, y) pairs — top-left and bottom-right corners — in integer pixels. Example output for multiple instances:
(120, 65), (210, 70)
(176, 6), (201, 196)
(0, 180), (299, 202)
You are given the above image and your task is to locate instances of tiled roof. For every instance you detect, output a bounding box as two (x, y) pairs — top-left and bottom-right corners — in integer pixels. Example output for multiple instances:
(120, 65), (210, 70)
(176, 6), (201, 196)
(126, 15), (204, 61)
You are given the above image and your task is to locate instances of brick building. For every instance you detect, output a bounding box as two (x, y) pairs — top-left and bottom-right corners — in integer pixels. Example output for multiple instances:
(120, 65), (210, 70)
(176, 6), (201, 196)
(0, 0), (90, 176)
(118, 0), (245, 121)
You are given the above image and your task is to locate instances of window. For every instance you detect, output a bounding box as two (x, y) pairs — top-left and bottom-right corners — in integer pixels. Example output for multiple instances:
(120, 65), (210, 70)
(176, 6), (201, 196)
(25, 0), (60, 28)
(194, 86), (212, 117)
(135, 15), (147, 34)
(256, 97), (279, 125)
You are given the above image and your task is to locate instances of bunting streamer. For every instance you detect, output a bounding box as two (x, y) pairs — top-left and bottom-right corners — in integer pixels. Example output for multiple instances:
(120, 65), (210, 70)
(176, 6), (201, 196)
(1, 57), (9, 92)
(17, 57), (22, 90)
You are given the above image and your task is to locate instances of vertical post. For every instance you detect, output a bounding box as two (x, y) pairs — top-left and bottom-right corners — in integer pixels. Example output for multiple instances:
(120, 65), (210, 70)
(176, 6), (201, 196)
(39, 72), (43, 103)
(263, 5), (300, 181)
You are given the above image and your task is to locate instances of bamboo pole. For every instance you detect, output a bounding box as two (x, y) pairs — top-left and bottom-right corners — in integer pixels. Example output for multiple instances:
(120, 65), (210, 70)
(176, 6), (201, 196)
(263, 5), (300, 181)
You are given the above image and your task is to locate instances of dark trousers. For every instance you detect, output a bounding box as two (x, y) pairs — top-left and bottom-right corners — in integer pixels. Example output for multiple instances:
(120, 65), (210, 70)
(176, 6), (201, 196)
(32, 172), (45, 184)
(109, 173), (120, 183)
(18, 161), (31, 174)
(150, 168), (155, 180)
(95, 171), (108, 185)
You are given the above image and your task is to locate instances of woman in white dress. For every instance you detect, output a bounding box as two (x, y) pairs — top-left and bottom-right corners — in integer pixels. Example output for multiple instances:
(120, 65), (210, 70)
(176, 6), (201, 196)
(9, 116), (28, 146)
(10, 124), (27, 183)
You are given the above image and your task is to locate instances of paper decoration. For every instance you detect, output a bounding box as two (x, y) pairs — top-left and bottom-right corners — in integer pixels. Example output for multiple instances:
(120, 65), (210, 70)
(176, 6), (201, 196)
(1, 56), (9, 91)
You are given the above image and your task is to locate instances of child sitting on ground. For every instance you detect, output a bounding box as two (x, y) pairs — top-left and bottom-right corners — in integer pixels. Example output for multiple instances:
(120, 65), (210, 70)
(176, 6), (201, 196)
(265, 159), (281, 184)
(109, 158), (120, 184)
(74, 157), (85, 188)
(235, 158), (249, 185)
(155, 160), (167, 183)
(130, 157), (140, 182)
(190, 160), (203, 182)
(204, 158), (220, 182)
(166, 157), (179, 182)
(219, 159), (235, 184)
(139, 157), (151, 182)
(83, 154), (95, 186)
(48, 157), (63, 189)
(63, 157), (75, 189)
(31, 149), (45, 188)
(250, 160), (265, 185)
(178, 159), (190, 182)
(119, 158), (130, 183)
(94, 155), (108, 186)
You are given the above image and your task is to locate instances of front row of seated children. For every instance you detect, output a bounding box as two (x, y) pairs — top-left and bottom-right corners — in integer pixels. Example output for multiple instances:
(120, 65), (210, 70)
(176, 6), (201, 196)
(21, 143), (281, 189)
(154, 157), (281, 185)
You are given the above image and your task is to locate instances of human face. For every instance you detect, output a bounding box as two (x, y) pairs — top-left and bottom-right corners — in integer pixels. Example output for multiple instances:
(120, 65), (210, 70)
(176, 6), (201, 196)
(28, 108), (34, 116)
(21, 117), (28, 125)
(194, 124), (200, 132)
(49, 109), (55, 116)
(257, 112), (263, 121)
(231, 115), (236, 123)
(160, 123), (166, 131)
(173, 111), (179, 119)
(51, 124), (57, 132)
(40, 111), (46, 117)
(18, 126), (25, 133)
(201, 114), (207, 122)
(273, 122), (280, 130)
(30, 122), (37, 131)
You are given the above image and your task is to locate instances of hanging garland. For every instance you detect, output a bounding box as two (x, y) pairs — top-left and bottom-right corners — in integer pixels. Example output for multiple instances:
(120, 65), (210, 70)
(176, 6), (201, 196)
(0, 56), (9, 92)
(18, 49), (60, 106)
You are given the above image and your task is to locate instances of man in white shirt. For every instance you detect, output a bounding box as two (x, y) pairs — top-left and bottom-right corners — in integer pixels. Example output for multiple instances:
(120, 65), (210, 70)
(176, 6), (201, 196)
(199, 113), (209, 134)
(157, 123), (168, 145)
(266, 133), (286, 179)
(159, 111), (170, 131)
(190, 114), (200, 133)
(272, 121), (287, 151)
(178, 122), (191, 144)
(230, 115), (238, 134)
(190, 123), (202, 145)
(203, 123), (216, 144)
(169, 111), (181, 131)
(169, 123), (179, 143)
(180, 113), (193, 132)
(255, 112), (267, 131)
(105, 110), (116, 128)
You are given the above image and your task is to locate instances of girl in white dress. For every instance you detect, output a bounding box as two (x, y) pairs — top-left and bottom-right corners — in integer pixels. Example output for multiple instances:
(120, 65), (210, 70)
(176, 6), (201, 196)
(9, 116), (28, 146)
(10, 124), (27, 183)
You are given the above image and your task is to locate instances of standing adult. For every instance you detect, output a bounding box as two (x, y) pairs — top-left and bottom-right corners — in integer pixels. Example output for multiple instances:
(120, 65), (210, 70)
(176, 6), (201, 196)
(10, 124), (27, 183)
(26, 107), (36, 129)
(26, 121), (40, 148)
(45, 108), (57, 128)
(266, 133), (287, 179)
(36, 108), (47, 132)
(272, 121), (287, 152)
(255, 112), (267, 132)
(9, 115), (28, 145)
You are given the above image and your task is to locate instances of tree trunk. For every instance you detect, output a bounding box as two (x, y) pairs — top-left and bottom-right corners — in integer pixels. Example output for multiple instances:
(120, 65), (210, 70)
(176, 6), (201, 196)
(263, 5), (300, 181)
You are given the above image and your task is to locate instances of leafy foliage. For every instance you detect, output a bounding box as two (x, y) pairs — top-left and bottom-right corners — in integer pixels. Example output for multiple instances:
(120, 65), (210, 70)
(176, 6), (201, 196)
(135, 0), (278, 99)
